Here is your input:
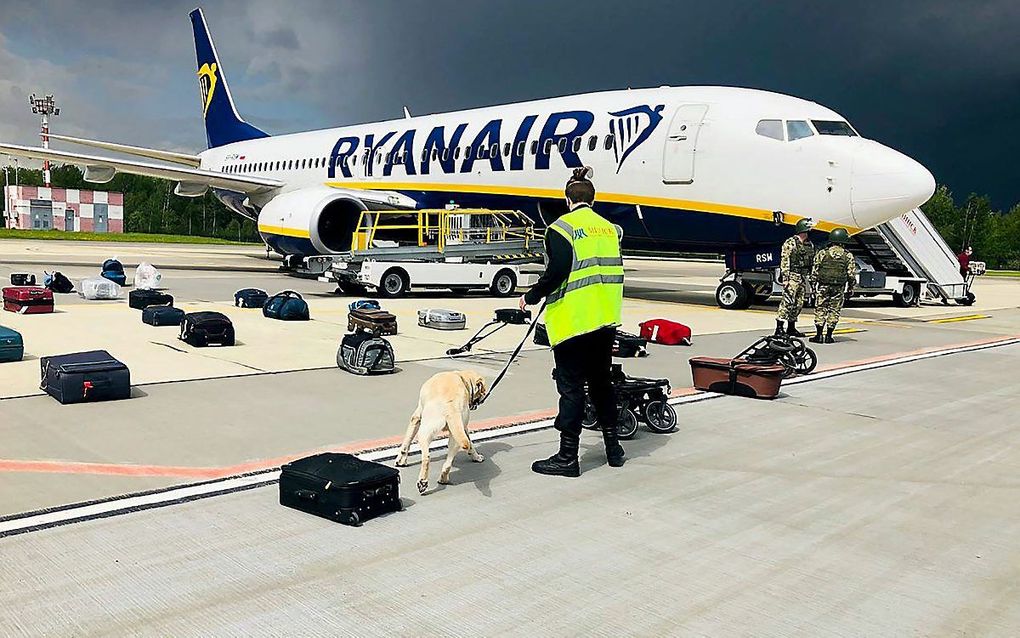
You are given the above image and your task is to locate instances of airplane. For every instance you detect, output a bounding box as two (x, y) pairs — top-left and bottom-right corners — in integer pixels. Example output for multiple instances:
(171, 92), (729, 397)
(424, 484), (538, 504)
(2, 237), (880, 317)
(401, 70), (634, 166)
(0, 8), (935, 270)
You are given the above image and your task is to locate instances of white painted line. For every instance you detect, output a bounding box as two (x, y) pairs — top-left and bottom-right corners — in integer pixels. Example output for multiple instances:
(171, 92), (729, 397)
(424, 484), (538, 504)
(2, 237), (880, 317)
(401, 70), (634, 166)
(2, 336), (1016, 538)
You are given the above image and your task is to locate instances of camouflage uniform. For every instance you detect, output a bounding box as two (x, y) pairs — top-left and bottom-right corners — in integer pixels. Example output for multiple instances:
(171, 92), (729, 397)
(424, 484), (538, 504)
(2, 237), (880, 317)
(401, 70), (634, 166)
(776, 236), (814, 322)
(812, 244), (858, 328)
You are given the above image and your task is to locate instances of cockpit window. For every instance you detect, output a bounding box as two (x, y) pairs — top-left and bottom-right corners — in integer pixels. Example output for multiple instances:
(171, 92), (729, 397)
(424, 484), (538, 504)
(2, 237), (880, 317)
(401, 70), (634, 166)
(812, 120), (858, 136)
(787, 120), (814, 141)
(755, 119), (784, 141)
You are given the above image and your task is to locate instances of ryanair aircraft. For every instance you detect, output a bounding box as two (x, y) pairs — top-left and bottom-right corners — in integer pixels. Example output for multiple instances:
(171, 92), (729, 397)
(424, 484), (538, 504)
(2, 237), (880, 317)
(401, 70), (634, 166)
(0, 8), (935, 262)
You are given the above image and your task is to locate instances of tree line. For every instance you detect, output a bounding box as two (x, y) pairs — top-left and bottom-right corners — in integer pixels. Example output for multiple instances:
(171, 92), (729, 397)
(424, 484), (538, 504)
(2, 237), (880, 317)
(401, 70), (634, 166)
(1, 164), (260, 242)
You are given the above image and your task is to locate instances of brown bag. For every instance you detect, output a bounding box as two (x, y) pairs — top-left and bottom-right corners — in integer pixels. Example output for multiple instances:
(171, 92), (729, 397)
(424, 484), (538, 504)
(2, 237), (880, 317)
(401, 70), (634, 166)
(348, 308), (398, 336)
(689, 357), (784, 399)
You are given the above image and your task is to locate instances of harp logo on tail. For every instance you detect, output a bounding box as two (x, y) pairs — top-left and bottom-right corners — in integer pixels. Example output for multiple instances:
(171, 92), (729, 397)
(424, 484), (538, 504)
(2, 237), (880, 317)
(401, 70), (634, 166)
(197, 62), (219, 117)
(609, 104), (665, 173)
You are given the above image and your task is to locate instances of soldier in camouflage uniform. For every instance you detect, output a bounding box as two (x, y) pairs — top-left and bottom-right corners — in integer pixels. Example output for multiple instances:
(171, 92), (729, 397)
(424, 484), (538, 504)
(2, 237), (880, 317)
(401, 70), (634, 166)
(811, 228), (858, 344)
(775, 219), (815, 337)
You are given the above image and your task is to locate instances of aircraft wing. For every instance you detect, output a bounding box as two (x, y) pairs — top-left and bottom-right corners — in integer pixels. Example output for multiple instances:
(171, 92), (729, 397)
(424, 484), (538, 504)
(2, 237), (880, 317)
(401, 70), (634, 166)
(0, 143), (281, 196)
(45, 134), (202, 167)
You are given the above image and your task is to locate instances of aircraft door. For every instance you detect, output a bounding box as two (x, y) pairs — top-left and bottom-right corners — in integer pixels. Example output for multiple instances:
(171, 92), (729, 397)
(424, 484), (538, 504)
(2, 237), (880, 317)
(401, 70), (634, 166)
(662, 104), (708, 184)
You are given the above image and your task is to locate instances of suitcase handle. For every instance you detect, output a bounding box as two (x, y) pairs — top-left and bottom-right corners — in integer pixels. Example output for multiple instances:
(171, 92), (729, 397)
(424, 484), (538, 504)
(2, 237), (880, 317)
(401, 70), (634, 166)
(295, 490), (318, 502)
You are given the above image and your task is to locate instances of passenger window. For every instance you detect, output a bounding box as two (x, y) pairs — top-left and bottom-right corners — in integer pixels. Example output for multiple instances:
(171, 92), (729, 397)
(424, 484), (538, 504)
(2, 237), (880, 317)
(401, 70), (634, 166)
(787, 120), (814, 141)
(442, 148), (450, 161)
(588, 135), (597, 151)
(432, 149), (439, 161)
(572, 137), (582, 152)
(351, 155), (357, 166)
(755, 119), (784, 141)
(530, 140), (538, 155)
(503, 142), (511, 156)
(454, 147), (462, 160)
(516, 141), (526, 156)
(604, 135), (615, 150)
(476, 145), (486, 159)
(557, 138), (567, 153)
(491, 142), (500, 157)
(544, 139), (554, 153)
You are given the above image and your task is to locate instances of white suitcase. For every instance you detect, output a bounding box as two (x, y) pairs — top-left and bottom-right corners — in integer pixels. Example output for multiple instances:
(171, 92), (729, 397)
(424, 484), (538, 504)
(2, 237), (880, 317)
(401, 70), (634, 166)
(417, 308), (467, 330)
(79, 277), (122, 300)
(133, 262), (163, 290)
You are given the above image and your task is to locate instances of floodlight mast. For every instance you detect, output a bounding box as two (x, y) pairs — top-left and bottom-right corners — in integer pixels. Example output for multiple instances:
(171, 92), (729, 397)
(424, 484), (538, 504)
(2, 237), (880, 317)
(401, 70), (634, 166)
(29, 93), (60, 187)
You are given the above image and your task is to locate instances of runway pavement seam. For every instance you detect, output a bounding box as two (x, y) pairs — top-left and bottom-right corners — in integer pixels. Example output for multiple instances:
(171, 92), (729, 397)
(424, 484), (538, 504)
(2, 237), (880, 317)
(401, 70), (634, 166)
(2, 334), (1018, 539)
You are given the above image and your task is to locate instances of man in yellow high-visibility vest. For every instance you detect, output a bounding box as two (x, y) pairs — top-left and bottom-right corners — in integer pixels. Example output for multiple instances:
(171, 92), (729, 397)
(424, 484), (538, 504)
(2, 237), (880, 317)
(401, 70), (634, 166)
(521, 167), (625, 477)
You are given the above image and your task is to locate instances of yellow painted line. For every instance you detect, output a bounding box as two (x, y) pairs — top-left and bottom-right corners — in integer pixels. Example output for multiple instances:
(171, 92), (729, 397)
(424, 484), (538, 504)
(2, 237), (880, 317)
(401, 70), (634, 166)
(324, 181), (861, 234)
(832, 327), (866, 335)
(257, 224), (310, 239)
(927, 314), (990, 324)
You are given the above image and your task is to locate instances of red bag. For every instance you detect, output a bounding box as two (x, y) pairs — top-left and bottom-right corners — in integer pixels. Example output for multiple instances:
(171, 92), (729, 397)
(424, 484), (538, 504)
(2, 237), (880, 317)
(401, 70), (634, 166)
(639, 319), (691, 345)
(3, 286), (54, 314)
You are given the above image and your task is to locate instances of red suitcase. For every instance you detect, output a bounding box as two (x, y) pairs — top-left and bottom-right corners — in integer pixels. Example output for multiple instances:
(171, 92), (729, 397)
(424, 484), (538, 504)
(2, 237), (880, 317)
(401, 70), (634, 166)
(3, 286), (54, 314)
(689, 356), (785, 399)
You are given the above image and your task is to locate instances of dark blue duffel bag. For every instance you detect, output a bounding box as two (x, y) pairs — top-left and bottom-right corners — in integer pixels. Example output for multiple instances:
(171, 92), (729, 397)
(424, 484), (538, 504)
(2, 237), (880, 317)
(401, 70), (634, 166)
(263, 290), (310, 321)
(235, 288), (269, 308)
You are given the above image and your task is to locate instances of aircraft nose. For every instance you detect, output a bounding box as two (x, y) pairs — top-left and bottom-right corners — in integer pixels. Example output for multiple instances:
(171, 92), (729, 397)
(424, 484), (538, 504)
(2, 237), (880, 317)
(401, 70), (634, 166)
(850, 143), (936, 229)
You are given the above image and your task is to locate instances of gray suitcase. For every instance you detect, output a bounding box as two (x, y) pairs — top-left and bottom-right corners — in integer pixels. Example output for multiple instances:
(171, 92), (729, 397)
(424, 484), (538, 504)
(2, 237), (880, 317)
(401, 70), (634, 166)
(417, 308), (466, 330)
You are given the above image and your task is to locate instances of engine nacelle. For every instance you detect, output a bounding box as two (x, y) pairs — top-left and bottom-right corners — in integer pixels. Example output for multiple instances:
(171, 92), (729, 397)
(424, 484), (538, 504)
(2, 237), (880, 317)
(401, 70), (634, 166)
(257, 186), (367, 254)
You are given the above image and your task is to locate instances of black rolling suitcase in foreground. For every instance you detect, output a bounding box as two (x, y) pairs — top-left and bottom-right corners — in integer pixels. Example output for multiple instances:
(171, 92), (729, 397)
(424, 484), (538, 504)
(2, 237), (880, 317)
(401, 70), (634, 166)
(280, 453), (401, 526)
(180, 311), (235, 346)
(129, 288), (173, 310)
(40, 350), (131, 404)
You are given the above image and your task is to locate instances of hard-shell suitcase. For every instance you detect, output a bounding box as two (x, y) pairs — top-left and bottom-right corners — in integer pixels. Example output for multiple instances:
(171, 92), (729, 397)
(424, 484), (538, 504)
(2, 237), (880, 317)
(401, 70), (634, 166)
(689, 357), (785, 399)
(280, 452), (401, 526)
(129, 288), (173, 310)
(417, 308), (466, 330)
(0, 326), (24, 362)
(263, 290), (310, 321)
(336, 331), (396, 375)
(39, 350), (131, 404)
(234, 288), (268, 308)
(348, 308), (397, 336)
(3, 286), (54, 314)
(78, 277), (122, 300)
(10, 273), (36, 286)
(142, 305), (186, 326)
(180, 311), (235, 347)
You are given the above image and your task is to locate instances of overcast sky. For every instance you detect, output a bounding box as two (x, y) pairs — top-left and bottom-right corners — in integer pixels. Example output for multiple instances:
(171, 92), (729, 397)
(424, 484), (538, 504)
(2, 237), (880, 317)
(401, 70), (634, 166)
(1, 0), (1017, 207)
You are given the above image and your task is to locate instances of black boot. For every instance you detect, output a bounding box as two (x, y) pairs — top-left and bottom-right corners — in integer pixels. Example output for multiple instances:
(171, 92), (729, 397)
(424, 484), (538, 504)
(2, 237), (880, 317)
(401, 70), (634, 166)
(824, 326), (835, 344)
(809, 325), (824, 343)
(603, 426), (625, 468)
(774, 320), (785, 336)
(786, 321), (806, 338)
(532, 432), (580, 477)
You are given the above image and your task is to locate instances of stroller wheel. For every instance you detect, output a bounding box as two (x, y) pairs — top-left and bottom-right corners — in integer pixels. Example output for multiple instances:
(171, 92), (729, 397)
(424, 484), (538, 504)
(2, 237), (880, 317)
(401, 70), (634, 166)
(581, 400), (599, 430)
(617, 407), (639, 439)
(797, 347), (818, 375)
(644, 400), (677, 433)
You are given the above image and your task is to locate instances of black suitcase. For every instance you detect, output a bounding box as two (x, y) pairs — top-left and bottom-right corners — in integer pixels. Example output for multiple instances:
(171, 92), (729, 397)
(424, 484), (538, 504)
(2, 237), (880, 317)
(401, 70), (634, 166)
(40, 350), (131, 404)
(129, 288), (173, 310)
(180, 311), (235, 346)
(142, 305), (186, 326)
(280, 453), (401, 526)
(11, 273), (36, 286)
(234, 287), (269, 308)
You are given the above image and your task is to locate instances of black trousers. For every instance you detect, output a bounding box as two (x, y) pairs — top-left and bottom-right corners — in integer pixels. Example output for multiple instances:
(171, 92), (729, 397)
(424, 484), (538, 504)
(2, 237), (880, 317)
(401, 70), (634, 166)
(552, 327), (617, 438)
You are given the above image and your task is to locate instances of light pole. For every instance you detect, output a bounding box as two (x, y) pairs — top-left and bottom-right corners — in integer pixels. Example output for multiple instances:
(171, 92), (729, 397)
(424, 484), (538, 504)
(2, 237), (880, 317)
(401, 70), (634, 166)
(29, 94), (60, 187)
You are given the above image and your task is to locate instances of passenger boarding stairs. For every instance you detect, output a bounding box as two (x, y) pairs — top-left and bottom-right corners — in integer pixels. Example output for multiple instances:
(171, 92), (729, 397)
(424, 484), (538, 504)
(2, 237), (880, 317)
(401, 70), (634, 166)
(849, 208), (969, 302)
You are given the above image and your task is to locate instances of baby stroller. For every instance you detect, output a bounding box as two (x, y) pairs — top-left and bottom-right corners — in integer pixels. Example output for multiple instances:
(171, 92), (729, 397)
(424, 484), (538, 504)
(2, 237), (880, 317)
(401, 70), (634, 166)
(581, 364), (676, 439)
(446, 308), (532, 356)
(737, 334), (817, 378)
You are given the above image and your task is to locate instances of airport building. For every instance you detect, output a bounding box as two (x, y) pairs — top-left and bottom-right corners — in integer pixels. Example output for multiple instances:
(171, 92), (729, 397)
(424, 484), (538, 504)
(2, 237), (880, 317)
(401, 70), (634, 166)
(3, 185), (124, 233)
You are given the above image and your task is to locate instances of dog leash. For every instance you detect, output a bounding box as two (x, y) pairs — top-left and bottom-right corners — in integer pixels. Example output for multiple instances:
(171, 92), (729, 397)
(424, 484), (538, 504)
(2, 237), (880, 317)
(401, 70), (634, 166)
(475, 302), (547, 408)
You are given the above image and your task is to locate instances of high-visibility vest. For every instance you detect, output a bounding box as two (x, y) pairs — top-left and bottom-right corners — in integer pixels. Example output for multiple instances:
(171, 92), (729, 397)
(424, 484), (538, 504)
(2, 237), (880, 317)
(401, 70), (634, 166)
(544, 206), (624, 347)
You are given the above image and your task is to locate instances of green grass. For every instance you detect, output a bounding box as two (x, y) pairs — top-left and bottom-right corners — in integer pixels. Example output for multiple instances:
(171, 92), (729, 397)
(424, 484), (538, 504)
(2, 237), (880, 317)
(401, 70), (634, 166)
(0, 228), (257, 245)
(985, 270), (1020, 278)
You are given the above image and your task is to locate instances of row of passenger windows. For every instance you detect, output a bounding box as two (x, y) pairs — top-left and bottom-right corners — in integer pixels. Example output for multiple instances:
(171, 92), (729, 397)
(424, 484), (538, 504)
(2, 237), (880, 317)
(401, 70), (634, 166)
(755, 119), (858, 142)
(221, 134), (619, 175)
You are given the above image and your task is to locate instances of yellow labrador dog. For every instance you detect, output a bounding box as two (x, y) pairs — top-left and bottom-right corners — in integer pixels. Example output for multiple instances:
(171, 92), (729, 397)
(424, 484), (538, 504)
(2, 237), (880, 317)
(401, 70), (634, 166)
(395, 370), (487, 494)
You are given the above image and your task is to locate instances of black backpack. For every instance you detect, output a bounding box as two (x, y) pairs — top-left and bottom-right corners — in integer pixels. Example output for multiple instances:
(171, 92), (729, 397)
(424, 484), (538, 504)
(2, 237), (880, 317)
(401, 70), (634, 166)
(45, 271), (75, 294)
(263, 290), (310, 321)
(101, 258), (124, 274)
(180, 311), (235, 347)
(235, 288), (269, 308)
(336, 332), (395, 375)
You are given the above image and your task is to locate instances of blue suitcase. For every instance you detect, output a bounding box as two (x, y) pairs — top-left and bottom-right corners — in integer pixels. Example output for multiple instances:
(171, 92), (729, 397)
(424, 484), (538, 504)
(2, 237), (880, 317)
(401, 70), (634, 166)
(0, 326), (24, 362)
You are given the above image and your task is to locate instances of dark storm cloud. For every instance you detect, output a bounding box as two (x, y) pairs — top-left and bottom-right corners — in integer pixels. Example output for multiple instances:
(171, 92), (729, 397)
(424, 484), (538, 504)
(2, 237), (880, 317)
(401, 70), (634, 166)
(0, 0), (1017, 206)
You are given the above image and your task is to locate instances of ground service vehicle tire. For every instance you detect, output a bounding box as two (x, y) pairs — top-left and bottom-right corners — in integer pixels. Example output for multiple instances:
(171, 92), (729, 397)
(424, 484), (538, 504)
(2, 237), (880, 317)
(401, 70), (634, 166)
(378, 268), (409, 298)
(716, 281), (749, 310)
(490, 270), (517, 297)
(644, 400), (677, 433)
(958, 292), (976, 306)
(894, 282), (920, 307)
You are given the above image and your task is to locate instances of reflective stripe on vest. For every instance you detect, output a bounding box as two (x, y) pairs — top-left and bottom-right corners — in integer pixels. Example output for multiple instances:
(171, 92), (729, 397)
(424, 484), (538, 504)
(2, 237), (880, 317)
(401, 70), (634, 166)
(544, 207), (624, 347)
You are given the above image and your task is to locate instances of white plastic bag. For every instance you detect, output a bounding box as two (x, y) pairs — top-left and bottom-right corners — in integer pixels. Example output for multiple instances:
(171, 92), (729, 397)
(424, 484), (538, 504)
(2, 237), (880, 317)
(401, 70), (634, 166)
(134, 262), (163, 290)
(79, 277), (122, 300)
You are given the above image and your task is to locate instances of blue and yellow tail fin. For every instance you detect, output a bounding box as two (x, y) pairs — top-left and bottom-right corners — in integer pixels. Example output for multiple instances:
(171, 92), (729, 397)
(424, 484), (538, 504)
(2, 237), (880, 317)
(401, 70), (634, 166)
(189, 8), (269, 148)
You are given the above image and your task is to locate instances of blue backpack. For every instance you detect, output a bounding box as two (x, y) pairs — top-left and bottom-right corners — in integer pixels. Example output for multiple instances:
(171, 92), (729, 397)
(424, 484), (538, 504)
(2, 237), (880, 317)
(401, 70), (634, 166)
(101, 258), (126, 286)
(263, 290), (310, 321)
(348, 299), (381, 312)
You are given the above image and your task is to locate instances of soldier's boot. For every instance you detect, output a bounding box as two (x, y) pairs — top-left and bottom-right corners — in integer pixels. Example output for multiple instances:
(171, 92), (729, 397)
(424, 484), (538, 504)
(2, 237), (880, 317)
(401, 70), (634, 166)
(824, 326), (836, 344)
(809, 325), (824, 343)
(603, 424), (625, 468)
(532, 431), (580, 477)
(774, 320), (786, 336)
(786, 321), (806, 338)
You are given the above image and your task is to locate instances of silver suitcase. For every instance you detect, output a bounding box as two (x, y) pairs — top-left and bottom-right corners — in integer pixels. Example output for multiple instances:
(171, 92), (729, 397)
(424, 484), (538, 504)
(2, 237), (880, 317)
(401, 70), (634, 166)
(417, 308), (466, 330)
